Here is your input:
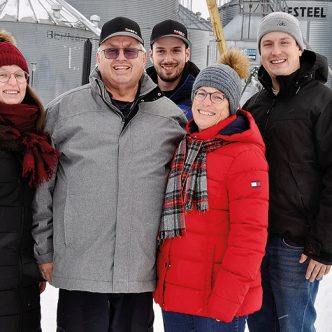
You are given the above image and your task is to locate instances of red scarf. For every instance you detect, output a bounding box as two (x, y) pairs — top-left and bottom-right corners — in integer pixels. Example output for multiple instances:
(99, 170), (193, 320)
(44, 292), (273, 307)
(0, 103), (60, 188)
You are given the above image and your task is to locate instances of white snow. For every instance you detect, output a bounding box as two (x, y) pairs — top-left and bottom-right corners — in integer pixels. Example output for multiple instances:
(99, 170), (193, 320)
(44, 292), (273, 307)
(41, 273), (332, 331)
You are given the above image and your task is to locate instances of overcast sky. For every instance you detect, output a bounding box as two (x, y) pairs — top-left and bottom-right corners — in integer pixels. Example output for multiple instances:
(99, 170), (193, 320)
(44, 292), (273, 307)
(191, 1), (210, 19)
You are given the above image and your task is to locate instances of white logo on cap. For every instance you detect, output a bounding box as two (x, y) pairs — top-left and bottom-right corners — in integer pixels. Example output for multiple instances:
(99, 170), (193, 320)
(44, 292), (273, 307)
(173, 29), (185, 37)
(125, 28), (137, 35)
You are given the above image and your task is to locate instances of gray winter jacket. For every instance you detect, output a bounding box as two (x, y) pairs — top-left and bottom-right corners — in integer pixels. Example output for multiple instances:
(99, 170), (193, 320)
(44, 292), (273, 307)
(32, 68), (186, 293)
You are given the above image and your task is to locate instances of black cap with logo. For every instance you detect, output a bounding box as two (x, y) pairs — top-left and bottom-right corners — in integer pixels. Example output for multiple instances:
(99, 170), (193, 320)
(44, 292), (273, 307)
(150, 19), (190, 47)
(99, 16), (144, 45)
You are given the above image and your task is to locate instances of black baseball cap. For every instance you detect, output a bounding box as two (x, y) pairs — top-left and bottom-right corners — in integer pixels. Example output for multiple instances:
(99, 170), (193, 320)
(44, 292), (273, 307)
(99, 17), (144, 45)
(150, 19), (190, 47)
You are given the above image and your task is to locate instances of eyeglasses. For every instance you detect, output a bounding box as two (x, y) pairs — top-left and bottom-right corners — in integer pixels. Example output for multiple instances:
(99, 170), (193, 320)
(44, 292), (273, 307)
(194, 89), (226, 104)
(0, 70), (29, 83)
(100, 48), (144, 60)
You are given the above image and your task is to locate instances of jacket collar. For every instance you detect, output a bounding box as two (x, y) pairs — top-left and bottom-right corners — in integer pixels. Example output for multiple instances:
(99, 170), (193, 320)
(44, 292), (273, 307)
(258, 49), (328, 96)
(89, 67), (162, 104)
(146, 61), (200, 101)
(187, 110), (266, 154)
(187, 112), (245, 140)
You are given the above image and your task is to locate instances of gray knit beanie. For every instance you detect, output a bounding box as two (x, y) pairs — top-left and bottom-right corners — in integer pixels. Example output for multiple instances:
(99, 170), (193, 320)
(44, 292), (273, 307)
(257, 12), (305, 54)
(191, 64), (241, 115)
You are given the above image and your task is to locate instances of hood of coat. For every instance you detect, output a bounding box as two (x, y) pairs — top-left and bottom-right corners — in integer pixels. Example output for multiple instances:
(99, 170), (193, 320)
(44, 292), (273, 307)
(187, 109), (266, 154)
(258, 49), (329, 94)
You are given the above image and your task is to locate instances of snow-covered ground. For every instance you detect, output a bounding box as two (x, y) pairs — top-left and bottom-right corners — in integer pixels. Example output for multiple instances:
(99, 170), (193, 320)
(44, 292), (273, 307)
(41, 273), (332, 331)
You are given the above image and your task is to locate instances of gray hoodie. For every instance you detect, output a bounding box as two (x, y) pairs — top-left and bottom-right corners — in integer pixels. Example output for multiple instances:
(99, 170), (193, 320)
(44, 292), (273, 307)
(32, 68), (186, 293)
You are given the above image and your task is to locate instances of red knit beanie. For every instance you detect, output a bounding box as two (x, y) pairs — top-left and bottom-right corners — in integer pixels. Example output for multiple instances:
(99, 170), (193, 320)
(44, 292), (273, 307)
(0, 30), (29, 74)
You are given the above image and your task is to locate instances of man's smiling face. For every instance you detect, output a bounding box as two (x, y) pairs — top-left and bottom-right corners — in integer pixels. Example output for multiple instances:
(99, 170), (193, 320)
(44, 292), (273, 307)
(260, 31), (302, 85)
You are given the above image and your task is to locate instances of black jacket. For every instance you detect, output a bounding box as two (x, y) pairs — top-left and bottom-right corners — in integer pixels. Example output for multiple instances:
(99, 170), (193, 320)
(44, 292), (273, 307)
(0, 147), (41, 331)
(146, 61), (200, 120)
(244, 50), (332, 264)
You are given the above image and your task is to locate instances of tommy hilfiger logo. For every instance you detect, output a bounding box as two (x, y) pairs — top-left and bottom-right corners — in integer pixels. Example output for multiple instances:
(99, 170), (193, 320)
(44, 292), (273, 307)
(251, 180), (261, 188)
(125, 28), (138, 35)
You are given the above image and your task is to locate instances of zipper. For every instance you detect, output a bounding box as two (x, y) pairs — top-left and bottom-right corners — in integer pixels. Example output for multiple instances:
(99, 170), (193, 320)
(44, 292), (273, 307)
(161, 240), (173, 307)
(263, 97), (276, 138)
(295, 81), (301, 95)
(96, 79), (124, 120)
(98, 82), (150, 133)
(18, 206), (24, 331)
(120, 97), (143, 133)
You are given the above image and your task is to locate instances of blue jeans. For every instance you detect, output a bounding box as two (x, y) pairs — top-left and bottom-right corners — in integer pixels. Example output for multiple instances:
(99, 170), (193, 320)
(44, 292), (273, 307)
(247, 237), (319, 332)
(162, 311), (247, 332)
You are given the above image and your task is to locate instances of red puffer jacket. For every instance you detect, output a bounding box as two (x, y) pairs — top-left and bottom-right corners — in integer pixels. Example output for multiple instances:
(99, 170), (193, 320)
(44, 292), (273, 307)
(154, 110), (269, 323)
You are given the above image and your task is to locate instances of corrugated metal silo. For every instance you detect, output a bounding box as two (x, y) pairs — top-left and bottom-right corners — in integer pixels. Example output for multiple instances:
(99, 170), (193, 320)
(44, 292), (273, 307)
(66, 0), (179, 50)
(220, 0), (240, 26)
(220, 0), (332, 88)
(286, 0), (332, 87)
(176, 5), (212, 68)
(187, 29), (212, 68)
(0, 0), (99, 104)
(67, 1), (213, 69)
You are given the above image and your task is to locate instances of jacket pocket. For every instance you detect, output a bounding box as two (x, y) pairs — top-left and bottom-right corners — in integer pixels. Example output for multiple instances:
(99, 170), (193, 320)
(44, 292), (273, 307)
(282, 238), (304, 250)
(289, 161), (322, 216)
(63, 193), (104, 251)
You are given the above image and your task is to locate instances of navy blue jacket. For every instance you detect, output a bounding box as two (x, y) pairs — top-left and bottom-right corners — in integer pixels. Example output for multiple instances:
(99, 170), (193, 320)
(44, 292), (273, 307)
(147, 61), (200, 120)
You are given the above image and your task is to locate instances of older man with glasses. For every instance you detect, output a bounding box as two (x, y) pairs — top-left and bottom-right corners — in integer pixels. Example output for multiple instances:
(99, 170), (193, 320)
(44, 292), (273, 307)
(32, 16), (186, 332)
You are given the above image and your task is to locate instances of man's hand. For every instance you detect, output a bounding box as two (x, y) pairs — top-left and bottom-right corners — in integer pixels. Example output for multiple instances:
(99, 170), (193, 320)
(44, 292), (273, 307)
(299, 254), (331, 282)
(39, 281), (47, 294)
(39, 262), (53, 283)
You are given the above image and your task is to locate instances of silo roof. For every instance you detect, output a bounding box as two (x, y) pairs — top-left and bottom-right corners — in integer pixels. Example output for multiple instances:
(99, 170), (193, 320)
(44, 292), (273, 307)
(177, 4), (212, 31)
(0, 0), (100, 34)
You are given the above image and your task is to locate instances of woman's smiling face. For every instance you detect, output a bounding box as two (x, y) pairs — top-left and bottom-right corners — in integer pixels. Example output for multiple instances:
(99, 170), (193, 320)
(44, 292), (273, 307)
(0, 65), (27, 104)
(192, 87), (230, 131)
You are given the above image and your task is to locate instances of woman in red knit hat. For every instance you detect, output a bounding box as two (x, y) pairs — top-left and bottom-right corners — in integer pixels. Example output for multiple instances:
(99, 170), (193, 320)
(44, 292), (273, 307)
(0, 31), (59, 331)
(154, 48), (269, 332)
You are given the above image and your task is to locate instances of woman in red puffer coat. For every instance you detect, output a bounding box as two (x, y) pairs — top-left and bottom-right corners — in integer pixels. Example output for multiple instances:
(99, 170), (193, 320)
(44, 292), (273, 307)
(154, 49), (269, 332)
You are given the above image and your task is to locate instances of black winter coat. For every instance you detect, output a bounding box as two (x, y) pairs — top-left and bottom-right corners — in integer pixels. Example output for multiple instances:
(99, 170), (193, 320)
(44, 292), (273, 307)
(244, 50), (332, 264)
(0, 148), (42, 332)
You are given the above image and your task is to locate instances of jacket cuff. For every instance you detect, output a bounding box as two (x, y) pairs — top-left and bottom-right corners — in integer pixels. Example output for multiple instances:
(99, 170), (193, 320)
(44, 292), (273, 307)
(207, 294), (239, 323)
(35, 251), (54, 265)
(304, 238), (332, 265)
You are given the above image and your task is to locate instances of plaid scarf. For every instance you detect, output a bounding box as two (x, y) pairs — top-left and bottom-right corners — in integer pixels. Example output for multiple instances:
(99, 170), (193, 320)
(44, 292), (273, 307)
(159, 135), (226, 239)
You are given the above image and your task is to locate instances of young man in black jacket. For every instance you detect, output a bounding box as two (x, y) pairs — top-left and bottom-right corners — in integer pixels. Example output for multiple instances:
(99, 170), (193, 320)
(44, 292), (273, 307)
(147, 19), (200, 120)
(244, 12), (332, 332)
